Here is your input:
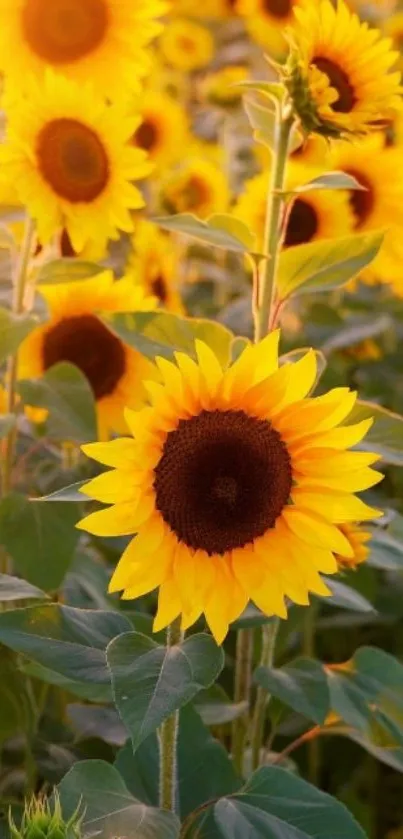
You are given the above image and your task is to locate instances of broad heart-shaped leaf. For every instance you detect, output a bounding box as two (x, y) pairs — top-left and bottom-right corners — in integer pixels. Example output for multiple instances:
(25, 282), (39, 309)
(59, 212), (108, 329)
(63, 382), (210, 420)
(105, 310), (233, 366)
(326, 646), (403, 748)
(0, 308), (40, 365)
(34, 480), (88, 502)
(18, 362), (97, 443)
(254, 657), (330, 725)
(317, 578), (376, 614)
(107, 631), (224, 751)
(58, 759), (180, 839)
(291, 171), (366, 194)
(0, 413), (16, 439)
(277, 231), (383, 299)
(0, 604), (131, 694)
(116, 705), (241, 818)
(187, 766), (366, 839)
(0, 574), (48, 602)
(0, 492), (80, 590)
(36, 258), (104, 285)
(151, 213), (262, 256)
(348, 400), (403, 467)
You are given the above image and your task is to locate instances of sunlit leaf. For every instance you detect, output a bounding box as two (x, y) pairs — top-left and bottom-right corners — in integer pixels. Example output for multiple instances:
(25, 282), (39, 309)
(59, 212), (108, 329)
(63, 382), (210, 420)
(36, 259), (105, 285)
(33, 481), (88, 502)
(151, 213), (263, 255)
(290, 171), (366, 195)
(0, 308), (39, 365)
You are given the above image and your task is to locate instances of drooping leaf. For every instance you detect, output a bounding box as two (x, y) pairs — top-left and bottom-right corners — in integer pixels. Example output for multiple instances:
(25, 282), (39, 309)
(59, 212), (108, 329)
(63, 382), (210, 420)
(321, 314), (391, 354)
(348, 400), (403, 466)
(318, 578), (376, 614)
(368, 528), (403, 570)
(0, 492), (80, 590)
(291, 171), (366, 194)
(254, 657), (330, 725)
(58, 760), (180, 839)
(0, 574), (48, 602)
(277, 231), (384, 299)
(18, 362), (97, 443)
(107, 631), (224, 750)
(151, 213), (262, 256)
(0, 308), (40, 365)
(34, 480), (88, 502)
(36, 259), (105, 285)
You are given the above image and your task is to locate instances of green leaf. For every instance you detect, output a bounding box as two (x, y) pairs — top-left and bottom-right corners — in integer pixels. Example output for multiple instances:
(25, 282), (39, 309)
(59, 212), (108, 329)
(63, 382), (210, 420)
(107, 631), (224, 751)
(0, 413), (16, 439)
(67, 704), (127, 746)
(0, 492), (80, 590)
(0, 308), (39, 365)
(0, 574), (48, 602)
(348, 400), (403, 466)
(0, 603), (131, 688)
(238, 81), (286, 103)
(318, 578), (376, 614)
(18, 362), (97, 443)
(0, 648), (34, 744)
(36, 258), (105, 285)
(195, 685), (248, 725)
(188, 766), (367, 838)
(254, 657), (330, 725)
(151, 213), (262, 256)
(291, 171), (366, 194)
(209, 214), (257, 251)
(33, 480), (88, 502)
(367, 528), (403, 570)
(231, 605), (275, 630)
(106, 310), (233, 366)
(243, 97), (301, 154)
(58, 760), (180, 839)
(321, 314), (391, 354)
(277, 231), (384, 299)
(21, 659), (112, 703)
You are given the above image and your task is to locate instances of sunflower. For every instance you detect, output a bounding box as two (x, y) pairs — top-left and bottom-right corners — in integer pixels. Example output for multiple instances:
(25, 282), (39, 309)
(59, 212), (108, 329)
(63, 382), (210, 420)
(0, 72), (151, 252)
(168, 0), (237, 17)
(159, 19), (215, 72)
(335, 523), (371, 569)
(0, 0), (166, 99)
(383, 12), (403, 71)
(237, 0), (304, 58)
(18, 272), (157, 440)
(127, 219), (184, 314)
(201, 65), (250, 108)
(284, 0), (402, 137)
(233, 162), (354, 252)
(78, 331), (382, 643)
(330, 133), (403, 286)
(132, 91), (189, 171)
(160, 156), (230, 218)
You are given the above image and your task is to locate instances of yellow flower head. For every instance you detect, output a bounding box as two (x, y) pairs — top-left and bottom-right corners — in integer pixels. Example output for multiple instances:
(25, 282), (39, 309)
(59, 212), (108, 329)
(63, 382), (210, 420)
(159, 19), (215, 72)
(284, 0), (402, 137)
(0, 72), (152, 252)
(160, 157), (230, 218)
(127, 218), (184, 314)
(168, 0), (237, 17)
(336, 523), (372, 569)
(234, 161), (354, 252)
(237, 0), (304, 58)
(78, 331), (382, 644)
(201, 65), (250, 108)
(0, 0), (167, 99)
(133, 91), (189, 171)
(19, 272), (157, 440)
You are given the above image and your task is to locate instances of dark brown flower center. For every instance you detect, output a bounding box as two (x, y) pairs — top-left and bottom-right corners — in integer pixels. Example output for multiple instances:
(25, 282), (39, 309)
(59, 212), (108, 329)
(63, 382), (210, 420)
(42, 314), (126, 400)
(22, 0), (108, 64)
(344, 169), (374, 227)
(312, 57), (356, 113)
(284, 198), (319, 247)
(135, 119), (159, 152)
(37, 118), (109, 203)
(263, 0), (292, 19)
(154, 409), (292, 555)
(151, 275), (168, 303)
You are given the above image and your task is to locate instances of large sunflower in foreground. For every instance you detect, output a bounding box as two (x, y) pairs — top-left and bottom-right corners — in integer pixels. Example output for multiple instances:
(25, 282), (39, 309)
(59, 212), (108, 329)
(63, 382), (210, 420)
(78, 332), (382, 643)
(0, 72), (151, 252)
(284, 0), (401, 137)
(19, 272), (157, 440)
(0, 0), (166, 99)
(127, 219), (184, 314)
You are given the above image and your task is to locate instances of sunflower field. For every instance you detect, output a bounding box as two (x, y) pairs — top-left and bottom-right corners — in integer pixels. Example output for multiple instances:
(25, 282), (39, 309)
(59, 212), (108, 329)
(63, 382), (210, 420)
(4, 0), (403, 838)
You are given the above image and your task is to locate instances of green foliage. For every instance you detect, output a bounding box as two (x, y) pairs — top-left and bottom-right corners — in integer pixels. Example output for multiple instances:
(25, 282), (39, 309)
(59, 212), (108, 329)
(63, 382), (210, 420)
(349, 399), (403, 466)
(10, 794), (82, 839)
(0, 308), (39, 365)
(152, 213), (261, 255)
(0, 574), (48, 602)
(18, 363), (97, 442)
(36, 259), (104, 285)
(254, 658), (330, 725)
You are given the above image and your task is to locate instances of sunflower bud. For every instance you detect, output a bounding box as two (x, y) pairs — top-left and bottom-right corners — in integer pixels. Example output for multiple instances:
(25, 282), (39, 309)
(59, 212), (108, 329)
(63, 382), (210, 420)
(9, 793), (83, 839)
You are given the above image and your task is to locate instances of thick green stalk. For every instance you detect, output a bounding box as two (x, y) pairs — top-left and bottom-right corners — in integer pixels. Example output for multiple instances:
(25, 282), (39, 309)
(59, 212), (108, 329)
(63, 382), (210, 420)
(250, 618), (280, 770)
(232, 628), (253, 775)
(159, 619), (183, 811)
(255, 108), (294, 341)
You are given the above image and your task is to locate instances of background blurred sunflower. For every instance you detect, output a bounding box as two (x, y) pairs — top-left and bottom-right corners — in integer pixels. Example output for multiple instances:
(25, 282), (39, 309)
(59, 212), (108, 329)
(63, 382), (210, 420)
(160, 156), (230, 218)
(0, 0), (166, 99)
(79, 332), (381, 643)
(159, 19), (215, 71)
(19, 272), (157, 439)
(238, 0), (304, 58)
(0, 72), (151, 252)
(127, 219), (184, 313)
(132, 90), (189, 171)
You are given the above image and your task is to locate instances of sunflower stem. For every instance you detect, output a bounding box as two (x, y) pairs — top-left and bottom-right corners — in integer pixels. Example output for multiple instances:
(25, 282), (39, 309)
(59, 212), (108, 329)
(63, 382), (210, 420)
(232, 627), (254, 776)
(255, 107), (294, 342)
(159, 618), (183, 812)
(250, 617), (280, 770)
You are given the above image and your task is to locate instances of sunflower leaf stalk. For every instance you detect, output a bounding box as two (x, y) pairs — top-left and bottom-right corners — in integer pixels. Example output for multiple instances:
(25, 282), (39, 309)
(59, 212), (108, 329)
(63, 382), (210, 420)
(250, 617), (280, 771)
(159, 618), (183, 812)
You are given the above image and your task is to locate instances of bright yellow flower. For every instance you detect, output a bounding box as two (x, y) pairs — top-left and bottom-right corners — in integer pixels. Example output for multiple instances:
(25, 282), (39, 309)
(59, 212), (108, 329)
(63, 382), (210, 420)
(284, 0), (402, 137)
(234, 162), (354, 252)
(159, 19), (214, 71)
(133, 91), (189, 171)
(383, 12), (403, 71)
(160, 157), (230, 218)
(336, 524), (371, 569)
(127, 219), (184, 314)
(0, 0), (166, 99)
(168, 0), (236, 17)
(18, 272), (157, 440)
(201, 65), (249, 108)
(0, 72), (151, 252)
(78, 331), (382, 644)
(330, 133), (403, 287)
(237, 0), (304, 58)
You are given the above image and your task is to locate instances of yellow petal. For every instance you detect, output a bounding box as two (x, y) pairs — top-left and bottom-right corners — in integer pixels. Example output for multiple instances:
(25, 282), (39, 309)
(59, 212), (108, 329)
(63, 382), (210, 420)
(296, 468), (382, 493)
(153, 577), (183, 632)
(204, 556), (234, 644)
(77, 494), (154, 536)
(291, 487), (382, 522)
(81, 438), (138, 468)
(278, 350), (317, 407)
(283, 507), (354, 556)
(80, 469), (142, 504)
(195, 340), (223, 394)
(289, 419), (374, 454)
